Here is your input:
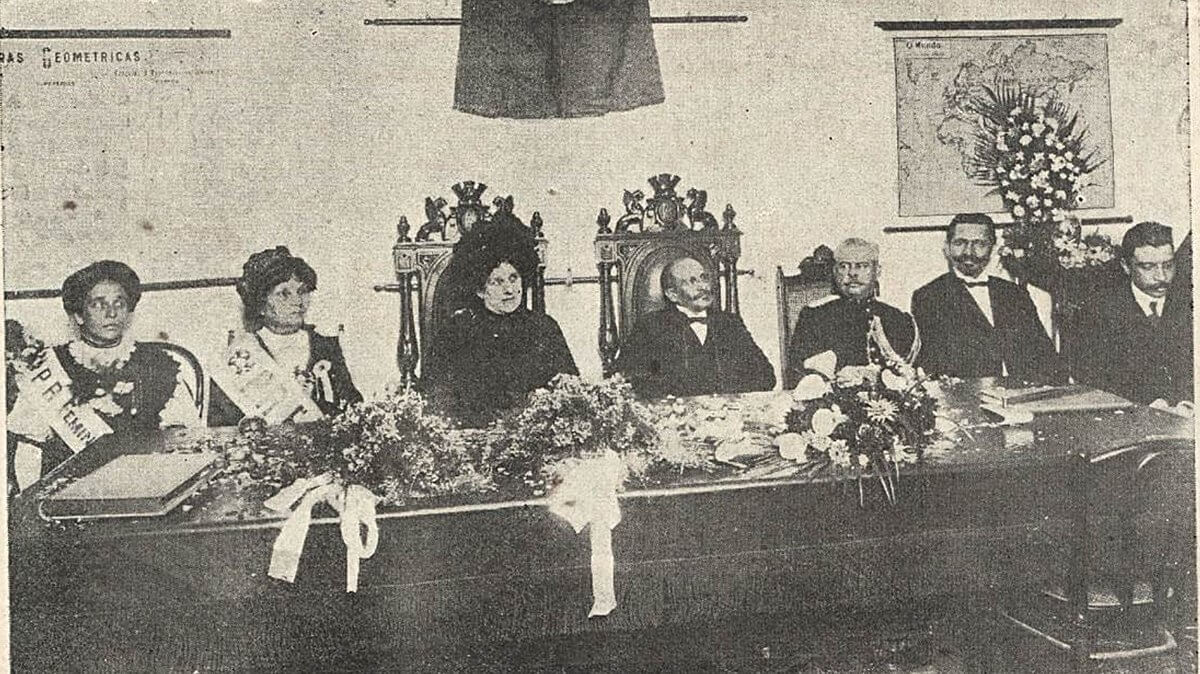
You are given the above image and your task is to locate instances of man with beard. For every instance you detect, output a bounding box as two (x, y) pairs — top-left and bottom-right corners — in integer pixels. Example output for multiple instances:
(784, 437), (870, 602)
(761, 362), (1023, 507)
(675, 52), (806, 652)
(786, 238), (917, 384)
(615, 256), (775, 398)
(911, 213), (1064, 382)
(1073, 221), (1192, 406)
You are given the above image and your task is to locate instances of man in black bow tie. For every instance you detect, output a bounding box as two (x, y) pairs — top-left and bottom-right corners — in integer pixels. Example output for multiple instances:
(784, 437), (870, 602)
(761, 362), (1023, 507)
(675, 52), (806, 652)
(911, 213), (1064, 382)
(1073, 222), (1192, 406)
(786, 238), (917, 385)
(615, 256), (775, 398)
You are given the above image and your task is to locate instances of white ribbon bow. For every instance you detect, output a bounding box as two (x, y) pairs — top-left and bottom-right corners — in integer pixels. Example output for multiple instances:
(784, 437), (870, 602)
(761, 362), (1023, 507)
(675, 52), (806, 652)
(548, 450), (623, 617)
(266, 475), (379, 592)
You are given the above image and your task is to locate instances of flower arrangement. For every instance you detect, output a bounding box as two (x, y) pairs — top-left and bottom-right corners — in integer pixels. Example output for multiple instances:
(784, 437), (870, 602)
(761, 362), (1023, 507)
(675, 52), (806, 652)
(777, 354), (940, 505)
(179, 385), (486, 505)
(966, 84), (1114, 287)
(481, 374), (664, 492)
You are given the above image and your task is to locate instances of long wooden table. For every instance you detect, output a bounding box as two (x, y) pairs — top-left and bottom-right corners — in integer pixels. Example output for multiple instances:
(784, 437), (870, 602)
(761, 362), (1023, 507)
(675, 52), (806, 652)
(8, 380), (1193, 670)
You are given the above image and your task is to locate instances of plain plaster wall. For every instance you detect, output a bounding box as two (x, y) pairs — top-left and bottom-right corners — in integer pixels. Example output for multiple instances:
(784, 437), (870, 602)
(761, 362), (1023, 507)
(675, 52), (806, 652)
(1, 0), (1189, 397)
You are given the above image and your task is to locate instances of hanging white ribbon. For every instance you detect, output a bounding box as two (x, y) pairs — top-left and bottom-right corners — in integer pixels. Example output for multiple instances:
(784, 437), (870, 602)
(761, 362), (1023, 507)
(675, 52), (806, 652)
(547, 450), (623, 617)
(266, 475), (379, 592)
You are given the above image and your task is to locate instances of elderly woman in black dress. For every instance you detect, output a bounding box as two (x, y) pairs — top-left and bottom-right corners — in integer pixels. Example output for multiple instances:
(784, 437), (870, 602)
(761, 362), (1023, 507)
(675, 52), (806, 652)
(424, 222), (577, 426)
(209, 247), (362, 426)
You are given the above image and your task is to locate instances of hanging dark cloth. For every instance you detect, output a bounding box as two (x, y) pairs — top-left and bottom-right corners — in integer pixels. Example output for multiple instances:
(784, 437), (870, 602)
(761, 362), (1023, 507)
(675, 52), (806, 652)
(454, 0), (665, 119)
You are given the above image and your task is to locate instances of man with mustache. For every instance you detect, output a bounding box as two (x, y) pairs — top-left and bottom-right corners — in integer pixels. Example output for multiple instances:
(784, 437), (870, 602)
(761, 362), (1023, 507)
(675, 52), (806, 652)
(615, 256), (775, 398)
(786, 238), (917, 385)
(1073, 221), (1193, 406)
(911, 213), (1064, 382)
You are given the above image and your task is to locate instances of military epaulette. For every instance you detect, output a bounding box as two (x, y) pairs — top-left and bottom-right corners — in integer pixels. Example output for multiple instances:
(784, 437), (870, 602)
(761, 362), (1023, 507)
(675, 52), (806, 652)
(805, 294), (839, 308)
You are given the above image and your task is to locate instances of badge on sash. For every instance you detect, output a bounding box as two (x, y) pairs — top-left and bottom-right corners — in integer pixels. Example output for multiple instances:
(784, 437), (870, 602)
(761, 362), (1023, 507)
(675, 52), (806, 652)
(212, 334), (324, 425)
(13, 347), (113, 453)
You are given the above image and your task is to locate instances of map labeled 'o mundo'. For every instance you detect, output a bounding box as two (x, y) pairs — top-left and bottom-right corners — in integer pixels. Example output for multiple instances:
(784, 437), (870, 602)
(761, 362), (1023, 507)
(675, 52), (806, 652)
(894, 35), (1114, 217)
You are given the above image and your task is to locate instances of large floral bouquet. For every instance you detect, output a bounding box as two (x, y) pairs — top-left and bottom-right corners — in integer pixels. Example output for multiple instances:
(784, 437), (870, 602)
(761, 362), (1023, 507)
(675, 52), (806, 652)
(777, 354), (939, 505)
(481, 374), (664, 492)
(966, 84), (1114, 288)
(181, 385), (486, 505)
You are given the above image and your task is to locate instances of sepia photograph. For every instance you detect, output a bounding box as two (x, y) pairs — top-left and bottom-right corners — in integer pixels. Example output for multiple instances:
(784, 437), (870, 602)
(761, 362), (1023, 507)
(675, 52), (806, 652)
(1, 0), (1195, 671)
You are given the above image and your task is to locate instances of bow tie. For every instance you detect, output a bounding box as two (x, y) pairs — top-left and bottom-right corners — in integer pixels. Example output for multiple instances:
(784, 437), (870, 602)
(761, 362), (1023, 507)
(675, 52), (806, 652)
(687, 316), (709, 324)
(962, 279), (988, 288)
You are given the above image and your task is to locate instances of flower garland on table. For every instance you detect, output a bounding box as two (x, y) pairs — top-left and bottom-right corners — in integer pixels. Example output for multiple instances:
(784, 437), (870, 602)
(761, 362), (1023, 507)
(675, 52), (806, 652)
(777, 353), (940, 506)
(965, 84), (1115, 288)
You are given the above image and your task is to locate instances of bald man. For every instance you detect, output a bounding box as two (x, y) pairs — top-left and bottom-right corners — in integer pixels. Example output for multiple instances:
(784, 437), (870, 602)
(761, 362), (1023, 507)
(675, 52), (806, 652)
(786, 238), (917, 384)
(615, 257), (775, 398)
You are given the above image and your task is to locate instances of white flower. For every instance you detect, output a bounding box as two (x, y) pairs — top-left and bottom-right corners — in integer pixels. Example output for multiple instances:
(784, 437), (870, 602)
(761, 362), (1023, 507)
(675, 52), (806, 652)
(1010, 107), (1022, 117)
(1054, 190), (1067, 201)
(881, 368), (909, 391)
(1046, 117), (1059, 130)
(1012, 204), (1026, 218)
(113, 381), (135, 395)
(1012, 248), (1026, 258)
(811, 407), (842, 437)
(776, 432), (807, 461)
(858, 454), (871, 468)
(1031, 122), (1045, 136)
(864, 398), (898, 423)
(1043, 198), (1054, 207)
(793, 374), (831, 402)
(1025, 195), (1039, 207)
(802, 350), (838, 379)
(1019, 134), (1032, 146)
(1004, 191), (1019, 202)
(1064, 151), (1074, 160)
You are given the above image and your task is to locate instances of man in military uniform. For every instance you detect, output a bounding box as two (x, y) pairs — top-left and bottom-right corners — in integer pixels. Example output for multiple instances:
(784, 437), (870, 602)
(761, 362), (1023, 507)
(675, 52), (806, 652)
(785, 238), (917, 384)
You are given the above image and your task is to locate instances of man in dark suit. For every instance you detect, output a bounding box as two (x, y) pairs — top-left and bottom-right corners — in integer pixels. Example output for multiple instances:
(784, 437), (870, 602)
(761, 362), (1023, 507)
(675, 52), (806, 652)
(1074, 222), (1192, 406)
(911, 213), (1064, 382)
(616, 257), (775, 398)
(787, 238), (917, 384)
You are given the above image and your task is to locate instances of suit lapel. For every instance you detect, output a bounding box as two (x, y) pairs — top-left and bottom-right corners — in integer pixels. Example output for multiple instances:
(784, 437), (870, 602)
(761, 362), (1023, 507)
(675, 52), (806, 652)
(946, 275), (993, 331)
(667, 309), (704, 350)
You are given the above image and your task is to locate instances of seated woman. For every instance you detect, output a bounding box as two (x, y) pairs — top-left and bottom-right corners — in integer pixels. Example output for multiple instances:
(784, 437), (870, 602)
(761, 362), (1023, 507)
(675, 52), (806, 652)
(209, 247), (362, 426)
(424, 223), (577, 426)
(6, 261), (194, 487)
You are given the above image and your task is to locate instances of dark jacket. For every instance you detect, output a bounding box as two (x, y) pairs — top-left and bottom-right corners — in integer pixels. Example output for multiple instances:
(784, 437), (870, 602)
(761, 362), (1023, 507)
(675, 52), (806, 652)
(787, 295), (916, 386)
(208, 326), (362, 426)
(424, 306), (578, 426)
(615, 307), (776, 399)
(1073, 284), (1193, 405)
(911, 273), (1064, 383)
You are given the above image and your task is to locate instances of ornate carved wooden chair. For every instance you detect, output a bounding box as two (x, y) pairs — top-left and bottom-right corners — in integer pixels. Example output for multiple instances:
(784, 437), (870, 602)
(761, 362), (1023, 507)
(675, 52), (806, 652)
(146, 341), (208, 423)
(997, 436), (1195, 670)
(593, 173), (742, 375)
(775, 246), (835, 390)
(391, 181), (548, 386)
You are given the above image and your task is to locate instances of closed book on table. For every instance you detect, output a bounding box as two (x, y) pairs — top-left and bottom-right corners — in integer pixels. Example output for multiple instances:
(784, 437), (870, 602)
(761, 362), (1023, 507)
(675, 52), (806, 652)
(41, 453), (218, 520)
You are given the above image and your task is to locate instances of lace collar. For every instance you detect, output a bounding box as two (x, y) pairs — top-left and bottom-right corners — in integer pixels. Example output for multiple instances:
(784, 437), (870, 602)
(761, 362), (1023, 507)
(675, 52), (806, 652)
(67, 338), (137, 374)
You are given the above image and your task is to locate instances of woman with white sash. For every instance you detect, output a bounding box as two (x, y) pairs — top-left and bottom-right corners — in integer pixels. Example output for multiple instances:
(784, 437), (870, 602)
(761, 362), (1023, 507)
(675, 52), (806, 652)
(6, 261), (195, 491)
(209, 247), (362, 426)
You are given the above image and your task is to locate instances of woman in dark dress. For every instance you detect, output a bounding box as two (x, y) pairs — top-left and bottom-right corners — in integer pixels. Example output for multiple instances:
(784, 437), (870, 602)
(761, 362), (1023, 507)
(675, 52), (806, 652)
(6, 261), (185, 487)
(424, 223), (577, 426)
(208, 247), (362, 426)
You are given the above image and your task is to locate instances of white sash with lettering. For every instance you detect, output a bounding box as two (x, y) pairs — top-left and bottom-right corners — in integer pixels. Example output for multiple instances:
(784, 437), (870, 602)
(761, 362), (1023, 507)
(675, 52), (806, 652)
(213, 332), (323, 425)
(13, 348), (112, 453)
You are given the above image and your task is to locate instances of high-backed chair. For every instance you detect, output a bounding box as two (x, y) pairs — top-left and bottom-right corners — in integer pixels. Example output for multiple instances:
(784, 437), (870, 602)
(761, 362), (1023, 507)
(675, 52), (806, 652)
(775, 246), (834, 390)
(392, 182), (548, 386)
(146, 341), (207, 424)
(998, 436), (1196, 670)
(593, 174), (742, 375)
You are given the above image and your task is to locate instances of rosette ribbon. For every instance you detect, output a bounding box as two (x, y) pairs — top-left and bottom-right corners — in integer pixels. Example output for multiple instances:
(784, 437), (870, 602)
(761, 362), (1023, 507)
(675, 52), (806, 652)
(265, 474), (379, 592)
(548, 450), (623, 617)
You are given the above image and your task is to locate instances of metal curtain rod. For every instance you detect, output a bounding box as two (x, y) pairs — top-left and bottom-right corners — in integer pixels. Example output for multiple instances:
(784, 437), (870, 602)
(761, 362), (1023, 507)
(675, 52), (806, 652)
(364, 15), (748, 27)
(883, 215), (1132, 234)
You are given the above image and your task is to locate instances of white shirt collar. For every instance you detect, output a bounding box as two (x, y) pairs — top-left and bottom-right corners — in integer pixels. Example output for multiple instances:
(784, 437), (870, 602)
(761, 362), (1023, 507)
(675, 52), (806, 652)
(952, 270), (991, 285)
(675, 306), (708, 319)
(1129, 283), (1164, 317)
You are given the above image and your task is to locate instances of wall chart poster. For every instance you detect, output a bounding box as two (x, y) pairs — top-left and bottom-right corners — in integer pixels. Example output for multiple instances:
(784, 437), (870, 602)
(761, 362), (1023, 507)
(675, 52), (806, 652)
(893, 34), (1114, 217)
